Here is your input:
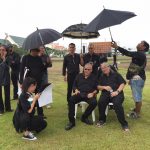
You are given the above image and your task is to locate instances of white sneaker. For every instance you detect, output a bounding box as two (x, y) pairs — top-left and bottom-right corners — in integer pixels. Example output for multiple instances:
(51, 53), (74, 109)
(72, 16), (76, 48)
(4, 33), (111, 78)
(22, 132), (37, 141)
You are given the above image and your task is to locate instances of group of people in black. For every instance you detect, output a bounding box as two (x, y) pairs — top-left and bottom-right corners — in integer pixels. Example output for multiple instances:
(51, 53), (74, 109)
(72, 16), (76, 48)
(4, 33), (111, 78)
(63, 41), (149, 132)
(0, 39), (149, 140)
(0, 44), (52, 140)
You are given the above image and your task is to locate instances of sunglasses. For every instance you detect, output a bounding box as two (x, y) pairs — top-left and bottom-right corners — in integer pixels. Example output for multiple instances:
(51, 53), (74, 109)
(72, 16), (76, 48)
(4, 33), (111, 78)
(84, 68), (91, 71)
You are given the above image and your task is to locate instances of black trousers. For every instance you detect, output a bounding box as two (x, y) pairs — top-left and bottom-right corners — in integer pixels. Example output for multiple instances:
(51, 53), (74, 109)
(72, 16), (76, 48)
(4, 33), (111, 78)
(98, 93), (128, 127)
(0, 84), (11, 112)
(11, 71), (19, 99)
(29, 116), (47, 133)
(67, 73), (78, 102)
(68, 94), (97, 124)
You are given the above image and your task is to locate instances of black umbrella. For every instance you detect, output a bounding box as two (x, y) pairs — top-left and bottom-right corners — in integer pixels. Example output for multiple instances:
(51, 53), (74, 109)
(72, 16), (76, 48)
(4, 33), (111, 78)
(84, 8), (136, 68)
(84, 8), (136, 40)
(22, 28), (62, 50)
(62, 23), (100, 53)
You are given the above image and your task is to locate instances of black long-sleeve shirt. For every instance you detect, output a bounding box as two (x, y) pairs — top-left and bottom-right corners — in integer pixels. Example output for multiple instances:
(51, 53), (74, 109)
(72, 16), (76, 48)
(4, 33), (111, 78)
(98, 71), (126, 94)
(0, 57), (10, 86)
(62, 53), (80, 76)
(8, 52), (21, 72)
(19, 54), (44, 85)
(73, 73), (98, 95)
(117, 47), (146, 80)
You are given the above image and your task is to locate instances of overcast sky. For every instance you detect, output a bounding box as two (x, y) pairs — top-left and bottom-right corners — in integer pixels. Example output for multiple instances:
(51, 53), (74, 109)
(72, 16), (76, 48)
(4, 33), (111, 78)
(0, 0), (149, 51)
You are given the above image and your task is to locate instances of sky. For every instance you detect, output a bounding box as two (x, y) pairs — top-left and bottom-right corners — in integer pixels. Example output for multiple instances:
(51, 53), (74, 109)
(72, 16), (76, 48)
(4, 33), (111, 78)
(0, 0), (149, 52)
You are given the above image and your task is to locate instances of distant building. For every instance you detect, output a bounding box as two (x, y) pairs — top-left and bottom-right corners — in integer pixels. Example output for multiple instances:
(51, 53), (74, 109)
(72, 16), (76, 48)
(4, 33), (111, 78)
(89, 42), (112, 54)
(46, 43), (66, 51)
(4, 33), (25, 48)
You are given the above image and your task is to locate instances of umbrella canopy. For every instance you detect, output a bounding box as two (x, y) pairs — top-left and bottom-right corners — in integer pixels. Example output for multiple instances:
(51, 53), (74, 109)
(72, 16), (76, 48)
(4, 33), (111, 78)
(84, 8), (136, 33)
(62, 23), (100, 39)
(62, 23), (100, 53)
(22, 28), (62, 50)
(84, 8), (136, 68)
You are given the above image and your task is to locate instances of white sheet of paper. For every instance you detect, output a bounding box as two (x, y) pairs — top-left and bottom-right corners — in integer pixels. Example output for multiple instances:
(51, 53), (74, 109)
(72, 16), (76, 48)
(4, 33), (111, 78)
(38, 84), (53, 107)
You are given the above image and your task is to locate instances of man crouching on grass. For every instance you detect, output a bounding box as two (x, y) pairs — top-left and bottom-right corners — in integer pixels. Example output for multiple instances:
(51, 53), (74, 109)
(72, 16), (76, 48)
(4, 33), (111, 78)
(65, 63), (98, 130)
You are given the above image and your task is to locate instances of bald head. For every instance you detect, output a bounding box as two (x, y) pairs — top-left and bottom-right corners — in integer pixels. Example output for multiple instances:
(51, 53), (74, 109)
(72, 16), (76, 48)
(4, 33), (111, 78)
(100, 62), (111, 75)
(84, 63), (93, 77)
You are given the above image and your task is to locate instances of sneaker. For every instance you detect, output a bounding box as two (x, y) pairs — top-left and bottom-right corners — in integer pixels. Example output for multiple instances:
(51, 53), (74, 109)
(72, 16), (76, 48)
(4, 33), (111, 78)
(130, 108), (136, 112)
(96, 121), (105, 127)
(46, 105), (51, 109)
(122, 126), (130, 132)
(127, 112), (139, 119)
(22, 132), (37, 141)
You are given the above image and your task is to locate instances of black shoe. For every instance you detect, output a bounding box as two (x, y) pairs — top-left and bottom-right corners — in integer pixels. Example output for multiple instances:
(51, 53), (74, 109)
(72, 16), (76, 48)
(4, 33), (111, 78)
(122, 125), (130, 132)
(12, 96), (18, 100)
(39, 115), (47, 119)
(6, 109), (14, 112)
(81, 117), (93, 125)
(65, 122), (75, 131)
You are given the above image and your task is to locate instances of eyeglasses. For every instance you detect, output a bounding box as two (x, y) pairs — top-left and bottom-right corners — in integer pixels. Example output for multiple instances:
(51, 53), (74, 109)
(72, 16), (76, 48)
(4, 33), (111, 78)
(84, 68), (92, 71)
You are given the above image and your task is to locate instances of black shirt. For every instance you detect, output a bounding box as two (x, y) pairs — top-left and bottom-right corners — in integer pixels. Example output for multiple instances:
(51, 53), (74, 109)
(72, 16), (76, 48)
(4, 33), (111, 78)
(98, 71), (126, 93)
(8, 52), (21, 72)
(62, 53), (80, 76)
(73, 73), (98, 95)
(0, 57), (10, 86)
(83, 53), (99, 75)
(19, 54), (44, 85)
(19, 92), (35, 117)
(117, 47), (146, 80)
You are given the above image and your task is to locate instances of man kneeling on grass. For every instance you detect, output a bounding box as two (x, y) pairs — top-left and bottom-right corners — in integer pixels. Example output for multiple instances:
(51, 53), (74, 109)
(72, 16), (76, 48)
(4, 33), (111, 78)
(97, 63), (129, 132)
(65, 63), (98, 130)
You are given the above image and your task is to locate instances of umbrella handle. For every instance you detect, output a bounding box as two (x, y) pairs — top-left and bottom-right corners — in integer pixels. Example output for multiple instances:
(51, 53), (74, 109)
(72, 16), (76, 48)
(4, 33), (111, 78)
(109, 27), (114, 42)
(36, 27), (49, 56)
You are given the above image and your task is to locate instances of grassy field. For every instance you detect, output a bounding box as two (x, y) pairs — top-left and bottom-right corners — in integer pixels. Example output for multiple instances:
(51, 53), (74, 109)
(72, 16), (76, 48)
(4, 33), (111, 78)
(0, 57), (150, 150)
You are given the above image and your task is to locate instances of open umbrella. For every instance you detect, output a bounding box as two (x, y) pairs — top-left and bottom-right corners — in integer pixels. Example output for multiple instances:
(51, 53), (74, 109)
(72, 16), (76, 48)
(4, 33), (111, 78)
(84, 8), (136, 40)
(84, 8), (136, 67)
(22, 28), (62, 50)
(62, 23), (100, 53)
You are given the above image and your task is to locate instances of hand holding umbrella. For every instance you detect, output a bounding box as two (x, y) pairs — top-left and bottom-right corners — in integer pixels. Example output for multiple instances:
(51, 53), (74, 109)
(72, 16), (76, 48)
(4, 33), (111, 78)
(84, 8), (136, 67)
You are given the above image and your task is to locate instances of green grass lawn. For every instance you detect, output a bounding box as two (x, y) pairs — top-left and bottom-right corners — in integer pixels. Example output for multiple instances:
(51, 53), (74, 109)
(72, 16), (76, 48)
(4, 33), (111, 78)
(0, 58), (150, 150)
